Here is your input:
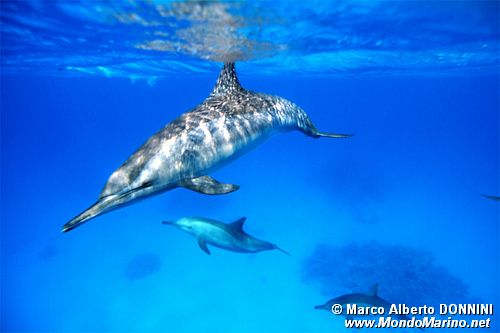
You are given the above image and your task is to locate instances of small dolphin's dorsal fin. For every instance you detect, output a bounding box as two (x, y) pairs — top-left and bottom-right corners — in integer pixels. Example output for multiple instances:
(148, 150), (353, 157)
(229, 217), (247, 232)
(367, 283), (379, 297)
(198, 238), (211, 255)
(210, 62), (244, 97)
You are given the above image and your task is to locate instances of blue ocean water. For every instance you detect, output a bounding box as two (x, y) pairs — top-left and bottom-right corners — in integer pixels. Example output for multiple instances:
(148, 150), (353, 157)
(1, 1), (499, 332)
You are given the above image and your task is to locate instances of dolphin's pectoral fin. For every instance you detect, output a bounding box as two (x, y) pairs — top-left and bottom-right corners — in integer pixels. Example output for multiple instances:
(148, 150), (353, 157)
(180, 176), (239, 195)
(197, 238), (211, 255)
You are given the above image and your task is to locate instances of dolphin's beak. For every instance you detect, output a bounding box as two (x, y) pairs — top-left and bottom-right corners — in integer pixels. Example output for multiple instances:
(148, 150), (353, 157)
(62, 183), (154, 233)
(62, 195), (118, 232)
(314, 305), (324, 310)
(62, 198), (114, 232)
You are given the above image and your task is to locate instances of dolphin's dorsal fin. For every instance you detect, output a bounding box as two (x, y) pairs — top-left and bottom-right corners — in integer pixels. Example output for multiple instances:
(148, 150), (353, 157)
(367, 283), (379, 297)
(210, 62), (244, 97)
(229, 217), (247, 232)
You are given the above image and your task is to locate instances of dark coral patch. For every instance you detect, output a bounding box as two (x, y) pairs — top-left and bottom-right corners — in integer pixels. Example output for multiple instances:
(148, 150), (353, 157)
(302, 242), (472, 306)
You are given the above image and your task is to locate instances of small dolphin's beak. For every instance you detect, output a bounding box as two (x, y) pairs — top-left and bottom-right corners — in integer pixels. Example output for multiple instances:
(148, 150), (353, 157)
(314, 305), (324, 310)
(162, 220), (175, 226)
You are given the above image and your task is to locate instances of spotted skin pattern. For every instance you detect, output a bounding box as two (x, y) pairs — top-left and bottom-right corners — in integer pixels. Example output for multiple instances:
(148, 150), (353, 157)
(63, 62), (350, 232)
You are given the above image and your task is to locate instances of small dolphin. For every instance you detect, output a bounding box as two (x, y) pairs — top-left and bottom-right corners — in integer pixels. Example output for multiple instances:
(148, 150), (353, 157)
(481, 194), (500, 201)
(162, 217), (289, 255)
(315, 284), (420, 327)
(63, 62), (350, 232)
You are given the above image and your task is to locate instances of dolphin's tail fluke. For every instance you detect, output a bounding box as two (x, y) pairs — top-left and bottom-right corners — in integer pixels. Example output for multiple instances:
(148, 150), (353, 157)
(314, 131), (353, 139)
(273, 245), (291, 256)
(304, 124), (353, 139)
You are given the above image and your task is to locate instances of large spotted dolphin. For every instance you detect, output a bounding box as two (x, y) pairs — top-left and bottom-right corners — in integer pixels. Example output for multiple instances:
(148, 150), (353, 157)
(62, 62), (351, 232)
